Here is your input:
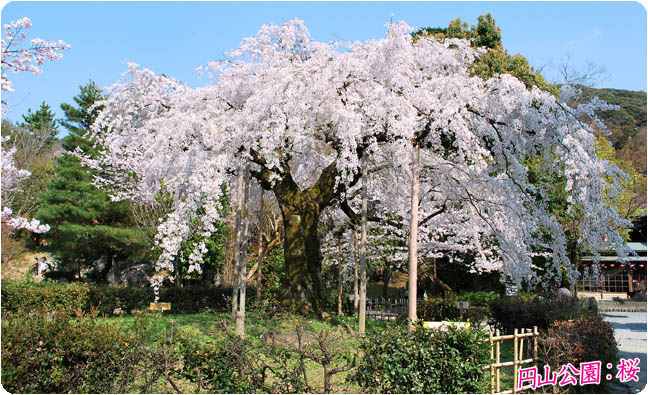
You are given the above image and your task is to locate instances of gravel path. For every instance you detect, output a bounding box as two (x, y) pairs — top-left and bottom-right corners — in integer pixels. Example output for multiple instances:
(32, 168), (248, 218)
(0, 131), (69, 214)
(603, 312), (647, 394)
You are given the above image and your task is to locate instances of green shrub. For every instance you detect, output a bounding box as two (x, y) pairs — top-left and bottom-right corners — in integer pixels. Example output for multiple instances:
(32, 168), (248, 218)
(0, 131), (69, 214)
(1, 281), (89, 314)
(418, 295), (460, 321)
(538, 315), (618, 393)
(1, 311), (133, 393)
(160, 286), (241, 313)
(457, 290), (500, 309)
(2, 281), (259, 316)
(176, 328), (260, 393)
(351, 324), (489, 393)
(0, 310), (196, 393)
(461, 306), (489, 326)
(87, 285), (153, 314)
(490, 295), (591, 334)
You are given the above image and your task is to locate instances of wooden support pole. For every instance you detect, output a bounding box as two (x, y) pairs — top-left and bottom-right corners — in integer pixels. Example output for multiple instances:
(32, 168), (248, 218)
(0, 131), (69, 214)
(513, 328), (519, 393)
(533, 326), (538, 361)
(484, 358), (535, 369)
(490, 330), (495, 394)
(496, 329), (501, 393)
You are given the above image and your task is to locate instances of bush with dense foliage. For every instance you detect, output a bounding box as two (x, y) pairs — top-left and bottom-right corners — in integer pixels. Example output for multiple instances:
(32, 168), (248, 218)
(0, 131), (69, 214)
(457, 290), (500, 309)
(537, 315), (618, 393)
(161, 285), (257, 313)
(351, 324), (489, 393)
(1, 281), (90, 313)
(86, 284), (152, 314)
(490, 295), (592, 334)
(176, 328), (261, 393)
(1, 311), (136, 393)
(1, 281), (259, 315)
(417, 295), (461, 321)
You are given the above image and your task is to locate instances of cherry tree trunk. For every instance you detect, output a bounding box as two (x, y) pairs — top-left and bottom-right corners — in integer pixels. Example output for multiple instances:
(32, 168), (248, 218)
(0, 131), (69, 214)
(279, 199), (324, 317)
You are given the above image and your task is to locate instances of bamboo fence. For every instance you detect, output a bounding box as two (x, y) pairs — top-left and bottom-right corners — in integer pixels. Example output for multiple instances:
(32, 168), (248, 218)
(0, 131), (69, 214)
(483, 326), (540, 394)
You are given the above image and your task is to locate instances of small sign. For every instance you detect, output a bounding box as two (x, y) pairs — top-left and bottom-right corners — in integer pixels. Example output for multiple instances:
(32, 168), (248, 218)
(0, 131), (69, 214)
(456, 301), (469, 309)
(149, 302), (171, 311)
(505, 282), (518, 296)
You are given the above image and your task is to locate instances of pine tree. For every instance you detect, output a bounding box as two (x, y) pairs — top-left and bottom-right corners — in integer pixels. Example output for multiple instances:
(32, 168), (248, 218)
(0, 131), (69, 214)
(20, 101), (60, 147)
(36, 81), (146, 281)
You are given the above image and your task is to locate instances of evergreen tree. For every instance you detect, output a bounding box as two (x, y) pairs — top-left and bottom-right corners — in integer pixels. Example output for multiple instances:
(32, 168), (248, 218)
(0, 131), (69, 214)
(36, 81), (146, 281)
(20, 101), (60, 147)
(415, 13), (559, 97)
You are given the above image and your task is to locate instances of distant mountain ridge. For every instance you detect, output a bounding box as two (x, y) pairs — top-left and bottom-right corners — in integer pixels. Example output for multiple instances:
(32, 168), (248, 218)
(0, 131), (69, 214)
(573, 86), (646, 177)
(577, 86), (646, 149)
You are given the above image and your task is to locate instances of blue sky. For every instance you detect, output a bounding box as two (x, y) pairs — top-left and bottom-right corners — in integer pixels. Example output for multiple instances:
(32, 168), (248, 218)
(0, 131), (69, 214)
(1, 1), (646, 132)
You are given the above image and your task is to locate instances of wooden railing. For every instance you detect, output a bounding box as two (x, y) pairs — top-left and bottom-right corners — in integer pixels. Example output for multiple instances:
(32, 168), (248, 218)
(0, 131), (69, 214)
(366, 297), (407, 321)
(483, 326), (539, 394)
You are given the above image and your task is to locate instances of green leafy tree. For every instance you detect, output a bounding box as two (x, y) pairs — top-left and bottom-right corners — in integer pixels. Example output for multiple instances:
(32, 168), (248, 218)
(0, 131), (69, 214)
(594, 135), (646, 229)
(20, 101), (60, 147)
(576, 86), (646, 150)
(415, 13), (559, 97)
(36, 81), (146, 281)
(3, 101), (61, 218)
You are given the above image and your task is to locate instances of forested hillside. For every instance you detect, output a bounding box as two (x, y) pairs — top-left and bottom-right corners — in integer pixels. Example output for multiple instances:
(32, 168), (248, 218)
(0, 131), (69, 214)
(578, 86), (647, 176)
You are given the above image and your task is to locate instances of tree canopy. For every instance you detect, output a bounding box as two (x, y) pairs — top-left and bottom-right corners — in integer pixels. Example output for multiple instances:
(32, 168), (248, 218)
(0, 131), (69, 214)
(83, 19), (630, 309)
(36, 82), (146, 279)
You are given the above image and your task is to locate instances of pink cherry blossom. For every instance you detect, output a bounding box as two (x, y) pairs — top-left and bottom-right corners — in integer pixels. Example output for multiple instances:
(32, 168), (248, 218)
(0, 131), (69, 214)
(1, 137), (50, 233)
(1, 16), (69, 94)
(85, 19), (629, 295)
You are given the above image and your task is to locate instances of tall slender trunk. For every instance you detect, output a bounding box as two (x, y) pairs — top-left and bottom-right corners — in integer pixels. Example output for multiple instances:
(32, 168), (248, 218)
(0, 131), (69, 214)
(407, 143), (420, 332)
(231, 167), (244, 320)
(337, 237), (344, 316)
(359, 155), (368, 335)
(353, 228), (359, 314)
(256, 190), (265, 304)
(236, 162), (251, 338)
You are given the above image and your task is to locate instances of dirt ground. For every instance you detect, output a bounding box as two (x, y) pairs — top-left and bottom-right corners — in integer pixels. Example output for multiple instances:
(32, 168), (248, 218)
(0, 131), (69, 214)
(1, 252), (51, 281)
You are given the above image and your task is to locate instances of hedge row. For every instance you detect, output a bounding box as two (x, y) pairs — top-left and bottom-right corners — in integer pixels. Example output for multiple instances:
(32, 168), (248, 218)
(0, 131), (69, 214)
(2, 309), (491, 394)
(2, 310), (135, 393)
(1, 281), (259, 315)
(351, 323), (490, 393)
(490, 294), (594, 334)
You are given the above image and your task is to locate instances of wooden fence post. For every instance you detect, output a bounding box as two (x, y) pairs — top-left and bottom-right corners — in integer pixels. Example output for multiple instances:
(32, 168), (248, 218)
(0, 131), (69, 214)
(533, 326), (538, 361)
(481, 326), (540, 394)
(489, 329), (495, 394)
(496, 329), (501, 393)
(513, 328), (519, 393)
